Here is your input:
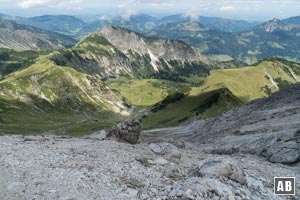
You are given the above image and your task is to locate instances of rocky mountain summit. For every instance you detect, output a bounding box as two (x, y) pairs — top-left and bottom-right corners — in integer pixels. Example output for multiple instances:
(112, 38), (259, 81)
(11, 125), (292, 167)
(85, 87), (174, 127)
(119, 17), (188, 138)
(257, 18), (300, 35)
(50, 26), (210, 80)
(101, 26), (207, 63)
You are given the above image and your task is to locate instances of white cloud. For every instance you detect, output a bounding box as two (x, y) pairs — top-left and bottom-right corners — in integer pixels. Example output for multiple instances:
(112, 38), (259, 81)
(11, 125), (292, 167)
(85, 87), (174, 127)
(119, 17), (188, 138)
(99, 15), (108, 20)
(219, 6), (237, 12)
(17, 0), (83, 9)
(184, 9), (201, 21)
(117, 0), (175, 20)
(18, 0), (49, 8)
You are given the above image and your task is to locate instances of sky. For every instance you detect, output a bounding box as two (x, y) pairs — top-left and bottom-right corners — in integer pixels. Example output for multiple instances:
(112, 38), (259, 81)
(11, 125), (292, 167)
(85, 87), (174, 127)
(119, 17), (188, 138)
(0, 0), (300, 20)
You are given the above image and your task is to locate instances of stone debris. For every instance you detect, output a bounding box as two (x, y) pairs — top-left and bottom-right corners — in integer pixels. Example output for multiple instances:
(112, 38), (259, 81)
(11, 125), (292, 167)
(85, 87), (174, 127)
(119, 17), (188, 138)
(0, 134), (299, 200)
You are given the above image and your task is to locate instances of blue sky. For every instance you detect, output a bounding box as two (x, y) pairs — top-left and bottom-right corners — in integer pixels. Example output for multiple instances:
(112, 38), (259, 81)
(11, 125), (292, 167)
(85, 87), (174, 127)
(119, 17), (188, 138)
(0, 0), (300, 20)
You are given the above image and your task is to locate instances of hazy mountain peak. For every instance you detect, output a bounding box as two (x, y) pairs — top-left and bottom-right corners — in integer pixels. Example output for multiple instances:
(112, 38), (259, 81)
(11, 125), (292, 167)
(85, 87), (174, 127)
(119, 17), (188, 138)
(259, 18), (289, 32)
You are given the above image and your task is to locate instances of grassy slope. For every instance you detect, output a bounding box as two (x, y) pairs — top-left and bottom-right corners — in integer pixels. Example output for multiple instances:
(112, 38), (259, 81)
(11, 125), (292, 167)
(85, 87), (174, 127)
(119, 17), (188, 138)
(107, 78), (191, 107)
(0, 57), (127, 135)
(108, 78), (168, 106)
(142, 59), (300, 129)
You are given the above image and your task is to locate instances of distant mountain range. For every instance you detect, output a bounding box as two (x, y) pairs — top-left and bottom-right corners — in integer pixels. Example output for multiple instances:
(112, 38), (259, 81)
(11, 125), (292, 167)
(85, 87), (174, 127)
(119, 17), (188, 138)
(0, 19), (76, 50)
(147, 18), (300, 63)
(78, 14), (261, 37)
(19, 15), (86, 36)
(0, 13), (262, 36)
(1, 13), (300, 64)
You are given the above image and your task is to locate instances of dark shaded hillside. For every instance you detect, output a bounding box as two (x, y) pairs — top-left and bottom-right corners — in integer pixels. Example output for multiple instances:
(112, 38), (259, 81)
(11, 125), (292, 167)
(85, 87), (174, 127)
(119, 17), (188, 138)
(0, 49), (42, 79)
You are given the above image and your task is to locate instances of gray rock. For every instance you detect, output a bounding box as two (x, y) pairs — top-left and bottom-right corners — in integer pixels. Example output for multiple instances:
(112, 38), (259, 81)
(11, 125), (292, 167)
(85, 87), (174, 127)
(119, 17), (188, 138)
(246, 176), (264, 191)
(196, 158), (246, 184)
(149, 142), (181, 160)
(153, 157), (169, 166)
(126, 188), (138, 197)
(267, 141), (300, 164)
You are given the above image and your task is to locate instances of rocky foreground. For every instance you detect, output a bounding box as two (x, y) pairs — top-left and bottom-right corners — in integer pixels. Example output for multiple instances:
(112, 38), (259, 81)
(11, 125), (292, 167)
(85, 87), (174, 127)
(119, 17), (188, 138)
(0, 133), (299, 200)
(0, 84), (300, 200)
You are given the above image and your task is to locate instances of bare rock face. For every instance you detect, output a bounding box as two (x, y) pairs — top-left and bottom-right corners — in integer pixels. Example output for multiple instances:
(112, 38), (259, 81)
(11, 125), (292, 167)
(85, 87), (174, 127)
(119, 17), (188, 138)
(107, 119), (142, 144)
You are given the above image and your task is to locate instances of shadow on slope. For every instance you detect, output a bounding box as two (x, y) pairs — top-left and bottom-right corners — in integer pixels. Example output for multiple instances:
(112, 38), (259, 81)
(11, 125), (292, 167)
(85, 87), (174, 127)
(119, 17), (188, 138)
(142, 88), (244, 129)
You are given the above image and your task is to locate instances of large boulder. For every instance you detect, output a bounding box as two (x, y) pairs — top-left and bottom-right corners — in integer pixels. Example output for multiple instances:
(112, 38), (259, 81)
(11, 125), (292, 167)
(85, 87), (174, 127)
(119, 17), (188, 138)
(107, 119), (142, 144)
(267, 140), (300, 164)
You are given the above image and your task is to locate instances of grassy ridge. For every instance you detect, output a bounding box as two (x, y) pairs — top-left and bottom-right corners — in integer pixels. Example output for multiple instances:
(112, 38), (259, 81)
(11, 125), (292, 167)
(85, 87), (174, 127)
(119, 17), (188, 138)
(0, 57), (128, 135)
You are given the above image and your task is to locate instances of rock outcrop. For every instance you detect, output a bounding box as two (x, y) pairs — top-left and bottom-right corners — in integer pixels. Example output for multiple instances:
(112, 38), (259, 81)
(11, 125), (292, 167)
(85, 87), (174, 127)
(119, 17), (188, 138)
(107, 119), (142, 144)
